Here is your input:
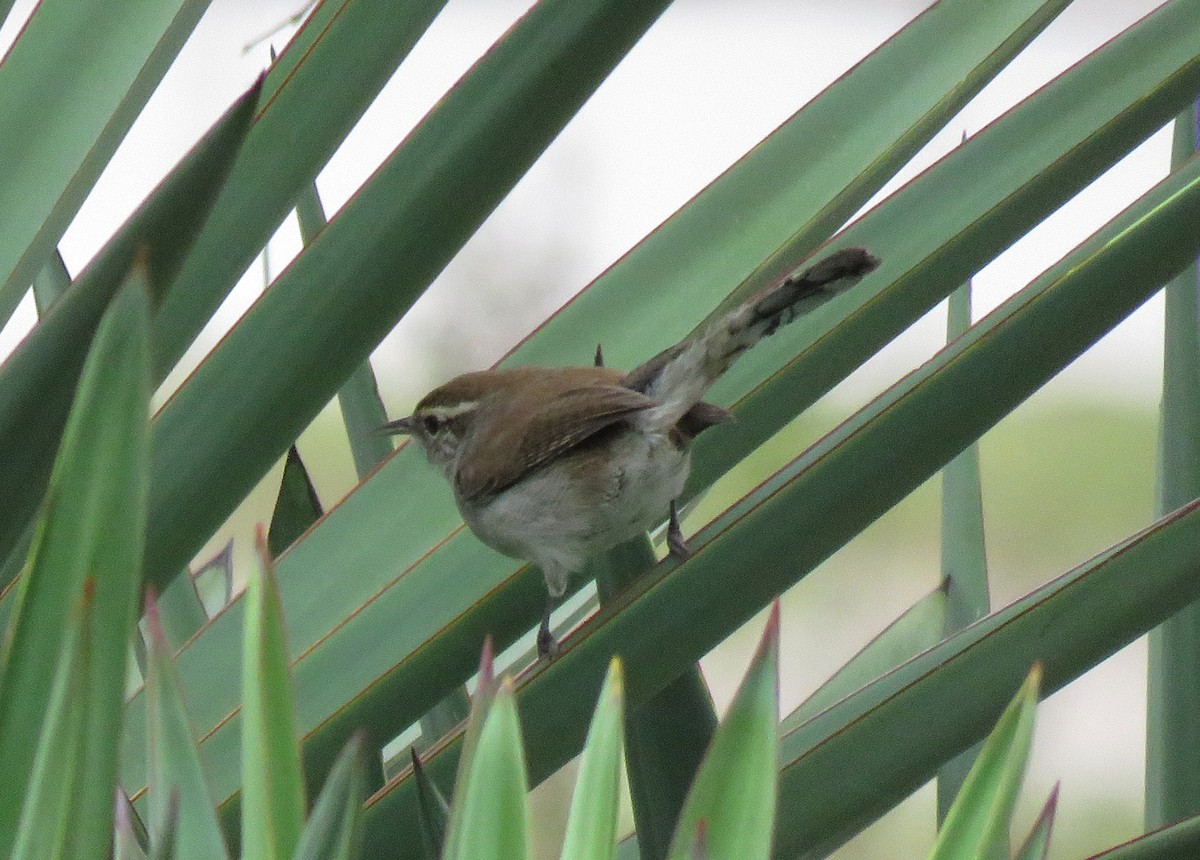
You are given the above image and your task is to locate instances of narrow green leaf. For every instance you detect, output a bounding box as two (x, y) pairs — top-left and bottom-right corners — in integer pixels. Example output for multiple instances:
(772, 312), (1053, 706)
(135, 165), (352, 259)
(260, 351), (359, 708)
(242, 528), (306, 860)
(594, 539), (716, 860)
(145, 593), (229, 860)
(684, 0), (1200, 500)
(10, 582), (93, 860)
(561, 658), (625, 860)
(0, 76), (262, 581)
(442, 679), (531, 860)
(294, 185), (394, 480)
(295, 180), (470, 752)
(32, 250), (70, 317)
(1086, 811), (1200, 859)
(440, 637), (499, 856)
(292, 734), (367, 860)
(929, 665), (1041, 860)
(0, 261), (151, 857)
(148, 791), (180, 860)
(0, 0), (211, 320)
(1146, 97), (1200, 829)
(666, 604), (779, 860)
(115, 789), (150, 860)
(268, 446), (324, 559)
(193, 541), (234, 618)
(514, 0), (1075, 372)
(1013, 784), (1059, 860)
(151, 0), (451, 380)
(410, 748), (450, 860)
(156, 565), (209, 653)
(782, 580), (950, 731)
(938, 279), (991, 822)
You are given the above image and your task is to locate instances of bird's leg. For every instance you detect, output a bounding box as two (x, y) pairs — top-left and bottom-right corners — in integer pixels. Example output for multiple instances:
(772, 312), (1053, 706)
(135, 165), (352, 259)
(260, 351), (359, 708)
(667, 499), (692, 561)
(537, 591), (560, 660)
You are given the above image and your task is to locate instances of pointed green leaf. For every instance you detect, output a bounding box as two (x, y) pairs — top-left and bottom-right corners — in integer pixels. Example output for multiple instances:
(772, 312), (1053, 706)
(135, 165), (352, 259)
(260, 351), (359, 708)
(666, 605), (779, 860)
(0, 77), (262, 581)
(561, 658), (625, 860)
(145, 594), (229, 860)
(242, 529), (306, 860)
(442, 679), (531, 860)
(411, 747), (450, 860)
(0, 0), (211, 321)
(292, 735), (367, 860)
(115, 789), (149, 860)
(439, 638), (499, 855)
(1086, 811), (1200, 859)
(151, 0), (451, 380)
(1013, 784), (1059, 860)
(783, 580), (950, 731)
(0, 260), (151, 857)
(10, 582), (93, 860)
(1146, 97), (1200, 829)
(32, 250), (70, 317)
(594, 536), (717, 860)
(929, 665), (1041, 860)
(148, 791), (180, 860)
(294, 180), (471, 748)
(192, 541), (234, 618)
(294, 185), (394, 480)
(938, 278), (991, 821)
(268, 446), (324, 559)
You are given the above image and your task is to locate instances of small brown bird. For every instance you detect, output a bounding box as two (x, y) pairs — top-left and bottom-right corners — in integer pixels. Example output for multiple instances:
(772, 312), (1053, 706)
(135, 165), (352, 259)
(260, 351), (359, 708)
(384, 247), (880, 657)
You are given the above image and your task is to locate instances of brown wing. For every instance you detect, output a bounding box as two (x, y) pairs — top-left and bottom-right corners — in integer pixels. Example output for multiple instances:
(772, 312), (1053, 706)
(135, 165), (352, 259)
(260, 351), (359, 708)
(454, 382), (656, 503)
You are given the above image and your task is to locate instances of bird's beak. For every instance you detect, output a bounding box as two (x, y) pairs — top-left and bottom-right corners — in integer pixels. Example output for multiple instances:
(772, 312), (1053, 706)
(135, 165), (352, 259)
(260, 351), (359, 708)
(378, 416), (414, 435)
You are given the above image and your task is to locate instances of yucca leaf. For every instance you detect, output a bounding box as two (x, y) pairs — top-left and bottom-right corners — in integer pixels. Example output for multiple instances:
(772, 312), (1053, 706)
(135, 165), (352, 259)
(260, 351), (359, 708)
(561, 658), (625, 860)
(292, 734), (367, 860)
(0, 77), (261, 582)
(115, 788), (150, 860)
(1145, 97), (1200, 828)
(1086, 812), (1200, 859)
(151, 0), (451, 380)
(441, 679), (531, 860)
(267, 446), (323, 559)
(0, 260), (151, 856)
(781, 580), (950, 732)
(938, 279), (991, 821)
(929, 665), (1040, 860)
(410, 748), (449, 860)
(0, 0), (211, 322)
(1012, 784), (1059, 860)
(242, 529), (306, 860)
(10, 582), (93, 860)
(594, 538), (717, 860)
(145, 593), (229, 860)
(666, 604), (779, 860)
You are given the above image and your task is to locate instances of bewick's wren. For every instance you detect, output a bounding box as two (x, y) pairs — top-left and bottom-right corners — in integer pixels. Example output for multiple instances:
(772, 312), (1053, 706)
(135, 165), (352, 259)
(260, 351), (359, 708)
(384, 247), (880, 657)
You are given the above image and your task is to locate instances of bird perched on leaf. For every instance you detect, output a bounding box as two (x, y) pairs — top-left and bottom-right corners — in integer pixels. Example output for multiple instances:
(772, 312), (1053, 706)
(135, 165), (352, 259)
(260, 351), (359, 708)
(384, 247), (880, 657)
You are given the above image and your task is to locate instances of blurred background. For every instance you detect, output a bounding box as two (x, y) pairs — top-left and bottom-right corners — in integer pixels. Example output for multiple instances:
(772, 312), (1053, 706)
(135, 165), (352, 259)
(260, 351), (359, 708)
(0, 0), (1179, 856)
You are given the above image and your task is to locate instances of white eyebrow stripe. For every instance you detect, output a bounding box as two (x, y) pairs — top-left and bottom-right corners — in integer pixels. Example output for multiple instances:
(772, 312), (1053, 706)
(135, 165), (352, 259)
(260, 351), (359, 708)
(426, 401), (478, 421)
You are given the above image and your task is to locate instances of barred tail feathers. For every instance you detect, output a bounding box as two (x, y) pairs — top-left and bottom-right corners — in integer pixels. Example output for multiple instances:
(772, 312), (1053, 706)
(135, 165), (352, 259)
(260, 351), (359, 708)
(636, 247), (880, 431)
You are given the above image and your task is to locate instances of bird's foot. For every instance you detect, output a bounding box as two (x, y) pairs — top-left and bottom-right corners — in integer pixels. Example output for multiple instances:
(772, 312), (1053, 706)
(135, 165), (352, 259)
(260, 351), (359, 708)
(537, 624), (560, 660)
(667, 499), (693, 561)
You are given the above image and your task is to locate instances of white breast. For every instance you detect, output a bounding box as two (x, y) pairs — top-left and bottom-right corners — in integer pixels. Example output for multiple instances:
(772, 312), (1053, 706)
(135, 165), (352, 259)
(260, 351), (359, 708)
(459, 429), (689, 595)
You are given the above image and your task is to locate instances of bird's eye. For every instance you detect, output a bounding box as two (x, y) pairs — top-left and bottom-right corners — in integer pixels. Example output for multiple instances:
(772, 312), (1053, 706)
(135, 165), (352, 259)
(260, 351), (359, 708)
(422, 414), (443, 435)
